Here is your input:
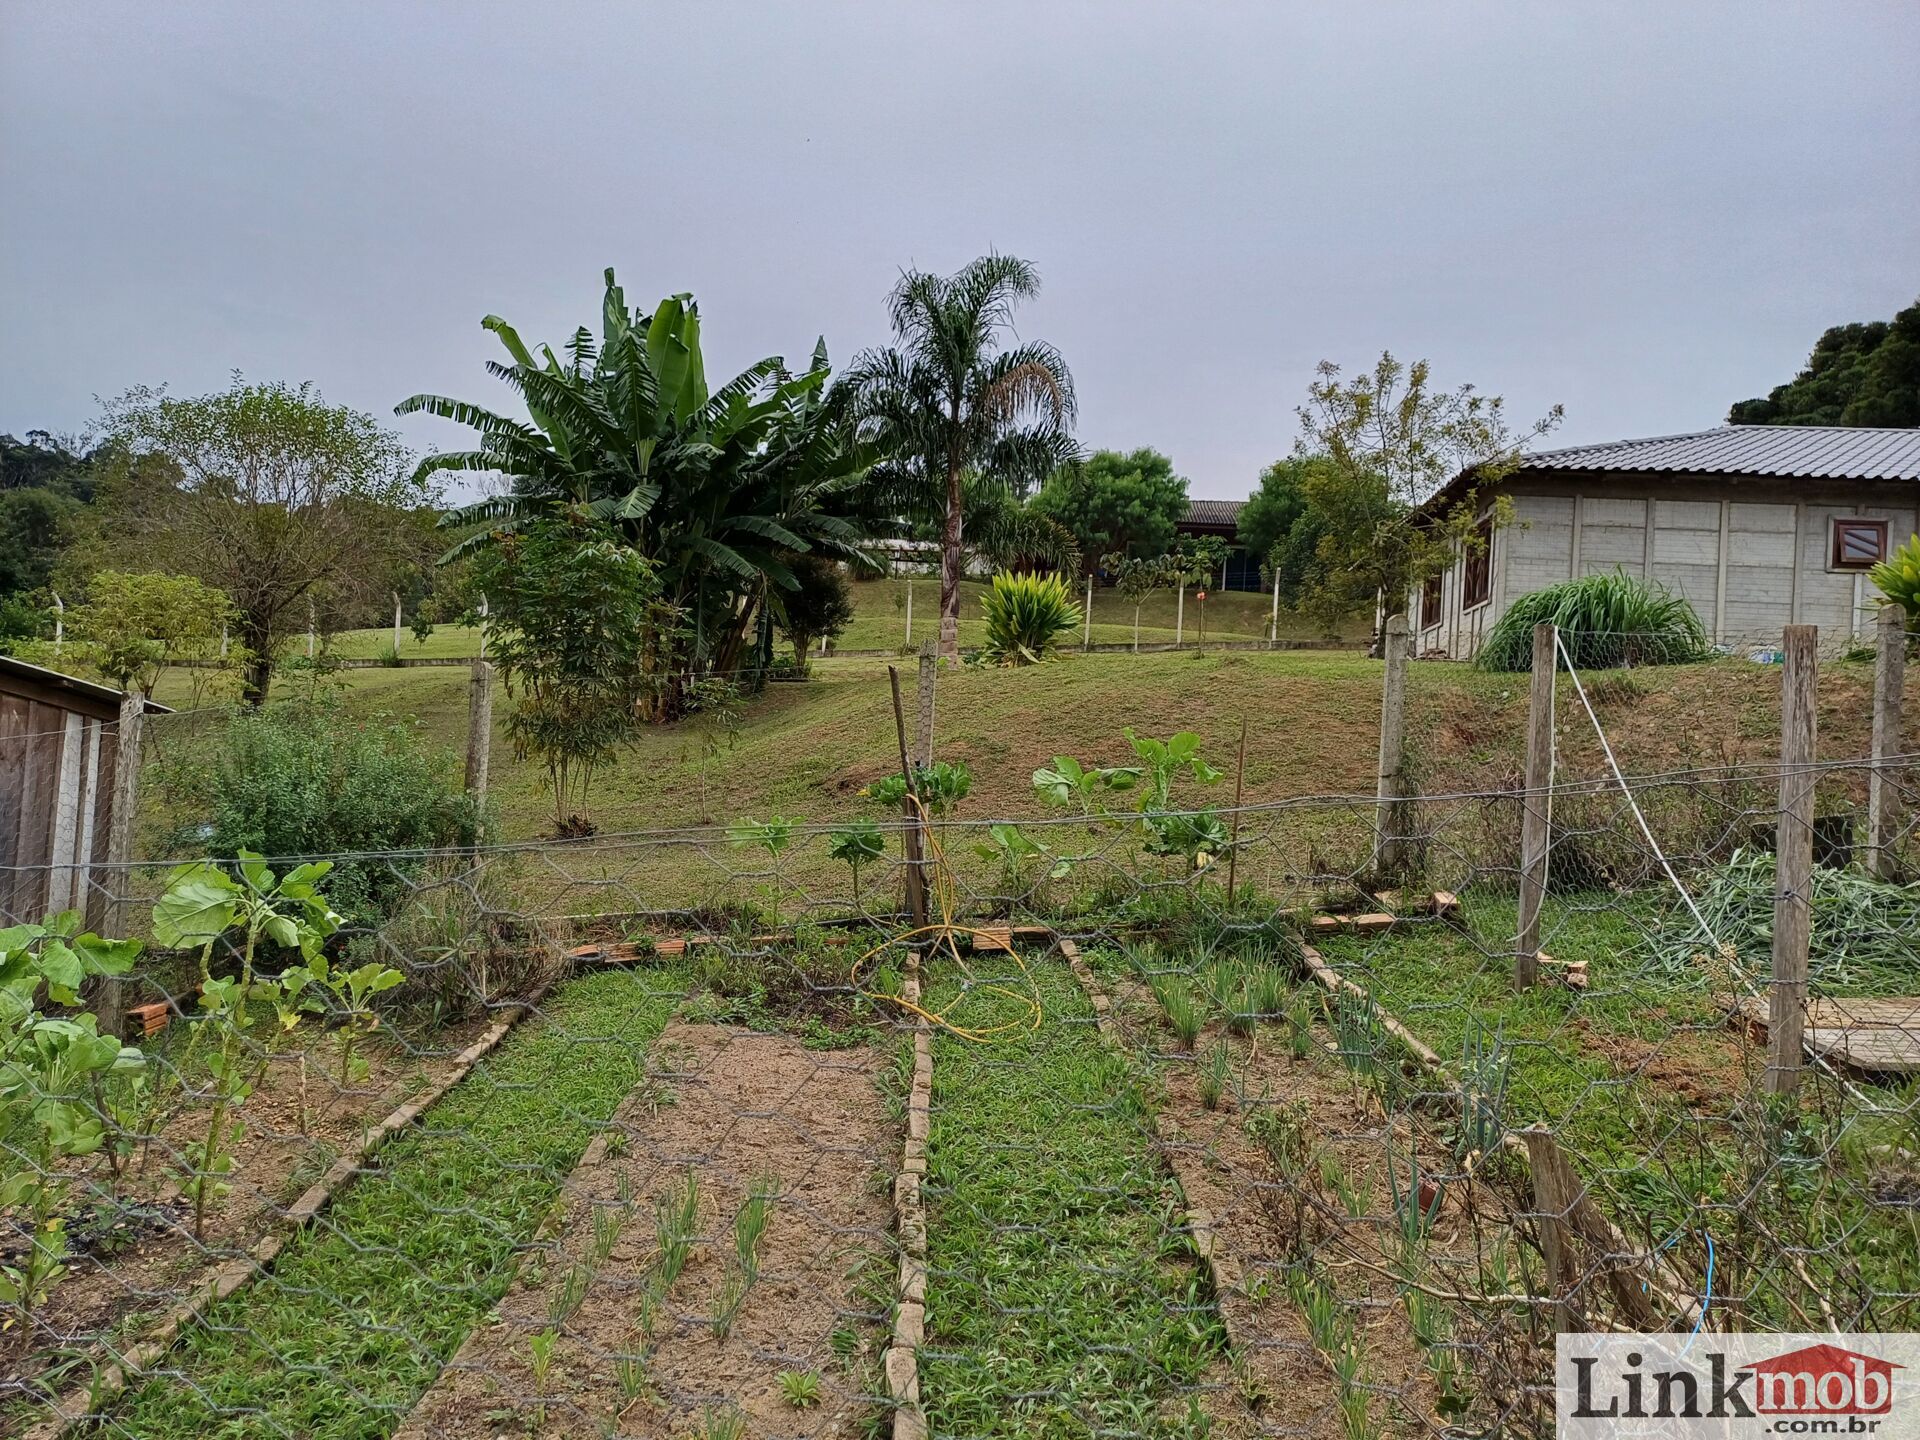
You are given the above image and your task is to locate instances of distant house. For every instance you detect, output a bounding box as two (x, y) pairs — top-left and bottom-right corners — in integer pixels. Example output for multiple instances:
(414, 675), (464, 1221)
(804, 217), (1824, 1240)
(1414, 425), (1920, 659)
(1173, 499), (1263, 591)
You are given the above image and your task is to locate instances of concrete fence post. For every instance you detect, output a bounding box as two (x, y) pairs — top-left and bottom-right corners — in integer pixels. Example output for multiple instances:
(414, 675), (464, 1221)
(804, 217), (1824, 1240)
(1868, 605), (1906, 880)
(1084, 575), (1093, 651)
(1767, 624), (1818, 1095)
(465, 658), (494, 809)
(1514, 622), (1556, 990)
(1175, 586), (1184, 647)
(1372, 615), (1412, 882)
(96, 689), (145, 1036)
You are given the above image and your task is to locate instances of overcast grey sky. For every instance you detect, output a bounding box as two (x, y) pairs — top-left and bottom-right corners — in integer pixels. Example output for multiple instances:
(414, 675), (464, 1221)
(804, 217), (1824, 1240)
(3, 2), (1916, 499)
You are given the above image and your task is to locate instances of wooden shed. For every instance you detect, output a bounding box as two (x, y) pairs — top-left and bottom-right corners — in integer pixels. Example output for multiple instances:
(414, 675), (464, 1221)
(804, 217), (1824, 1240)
(0, 656), (169, 927)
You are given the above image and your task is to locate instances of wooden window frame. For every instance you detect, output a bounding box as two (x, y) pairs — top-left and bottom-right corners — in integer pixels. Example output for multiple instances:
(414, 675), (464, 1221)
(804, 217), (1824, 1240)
(1461, 517), (1494, 611)
(1420, 572), (1443, 631)
(1829, 517), (1889, 572)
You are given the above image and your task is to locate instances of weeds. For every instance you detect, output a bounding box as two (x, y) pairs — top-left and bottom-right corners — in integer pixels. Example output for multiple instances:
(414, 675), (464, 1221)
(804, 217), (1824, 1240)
(779, 1368), (823, 1408)
(1151, 976), (1204, 1049)
(1199, 1043), (1231, 1111)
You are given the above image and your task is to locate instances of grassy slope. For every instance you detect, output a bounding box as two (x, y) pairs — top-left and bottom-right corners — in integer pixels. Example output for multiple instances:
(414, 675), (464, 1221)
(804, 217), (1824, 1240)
(323, 577), (1359, 661)
(105, 967), (684, 1440)
(148, 645), (1896, 850)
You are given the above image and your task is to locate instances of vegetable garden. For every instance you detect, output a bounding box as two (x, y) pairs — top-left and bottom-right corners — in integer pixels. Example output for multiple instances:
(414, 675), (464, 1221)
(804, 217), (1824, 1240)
(4, 627), (1920, 1440)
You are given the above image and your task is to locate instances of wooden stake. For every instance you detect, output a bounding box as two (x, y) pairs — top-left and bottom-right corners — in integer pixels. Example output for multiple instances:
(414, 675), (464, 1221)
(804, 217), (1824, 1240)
(1226, 715), (1247, 902)
(1869, 604), (1906, 880)
(1515, 622), (1555, 989)
(1523, 1125), (1585, 1332)
(96, 689), (145, 1037)
(1768, 624), (1818, 1095)
(1373, 613), (1412, 882)
(889, 666), (929, 932)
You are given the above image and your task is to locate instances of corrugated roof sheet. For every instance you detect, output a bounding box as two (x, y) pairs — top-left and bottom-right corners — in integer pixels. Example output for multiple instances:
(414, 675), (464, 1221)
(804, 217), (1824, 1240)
(1182, 498), (1245, 527)
(1518, 425), (1920, 480)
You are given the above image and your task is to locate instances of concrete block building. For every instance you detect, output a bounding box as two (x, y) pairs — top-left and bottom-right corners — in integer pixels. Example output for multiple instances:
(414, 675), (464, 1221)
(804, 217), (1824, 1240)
(1414, 426), (1920, 659)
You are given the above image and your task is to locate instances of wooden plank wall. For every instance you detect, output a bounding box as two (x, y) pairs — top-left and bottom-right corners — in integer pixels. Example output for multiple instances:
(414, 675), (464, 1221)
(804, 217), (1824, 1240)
(0, 693), (119, 926)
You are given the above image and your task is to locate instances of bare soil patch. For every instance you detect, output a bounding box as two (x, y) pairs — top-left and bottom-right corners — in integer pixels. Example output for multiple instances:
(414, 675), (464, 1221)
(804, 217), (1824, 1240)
(395, 1021), (894, 1439)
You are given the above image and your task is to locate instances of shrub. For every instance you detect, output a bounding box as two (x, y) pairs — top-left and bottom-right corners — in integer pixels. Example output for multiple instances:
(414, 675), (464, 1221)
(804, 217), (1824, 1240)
(1870, 532), (1920, 629)
(773, 555), (856, 675)
(979, 571), (1080, 665)
(165, 698), (479, 920)
(1476, 569), (1710, 672)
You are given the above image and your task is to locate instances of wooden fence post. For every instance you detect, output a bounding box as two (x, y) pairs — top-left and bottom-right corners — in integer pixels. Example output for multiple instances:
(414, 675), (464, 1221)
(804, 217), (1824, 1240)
(1768, 624), (1818, 1095)
(1869, 605), (1906, 880)
(1372, 614), (1412, 882)
(889, 666), (929, 932)
(97, 690), (145, 1037)
(1523, 1126), (1585, 1333)
(1514, 622), (1555, 990)
(464, 658), (493, 809)
(915, 640), (936, 769)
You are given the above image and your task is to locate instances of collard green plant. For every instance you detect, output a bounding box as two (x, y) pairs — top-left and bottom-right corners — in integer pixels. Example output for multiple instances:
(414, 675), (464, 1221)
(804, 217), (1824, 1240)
(283, 954), (404, 1086)
(727, 816), (799, 923)
(152, 853), (342, 1239)
(862, 760), (972, 817)
(979, 571), (1081, 665)
(972, 823), (1070, 899)
(827, 820), (886, 905)
(1476, 569), (1710, 671)
(0, 915), (144, 1314)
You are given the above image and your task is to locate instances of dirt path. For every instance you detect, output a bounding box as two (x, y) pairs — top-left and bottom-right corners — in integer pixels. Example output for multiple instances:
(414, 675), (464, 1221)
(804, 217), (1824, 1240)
(395, 1022), (895, 1439)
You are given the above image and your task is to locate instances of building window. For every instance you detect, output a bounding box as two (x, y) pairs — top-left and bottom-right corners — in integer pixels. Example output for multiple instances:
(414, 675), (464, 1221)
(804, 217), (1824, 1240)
(1830, 517), (1889, 571)
(1420, 572), (1443, 630)
(1461, 518), (1494, 609)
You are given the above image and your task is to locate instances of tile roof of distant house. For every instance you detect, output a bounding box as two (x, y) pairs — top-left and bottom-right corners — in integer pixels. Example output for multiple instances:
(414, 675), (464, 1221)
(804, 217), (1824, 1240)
(1181, 498), (1245, 528)
(1424, 424), (1920, 515)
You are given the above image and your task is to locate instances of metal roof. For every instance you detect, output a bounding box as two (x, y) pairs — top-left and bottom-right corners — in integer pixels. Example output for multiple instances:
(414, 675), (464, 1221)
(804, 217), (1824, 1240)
(1515, 425), (1920, 481)
(0, 654), (172, 714)
(1181, 498), (1245, 527)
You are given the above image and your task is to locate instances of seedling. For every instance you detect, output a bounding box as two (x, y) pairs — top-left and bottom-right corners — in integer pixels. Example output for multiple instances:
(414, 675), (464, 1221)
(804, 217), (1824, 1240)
(778, 1368), (823, 1408)
(1287, 994), (1316, 1060)
(727, 815), (798, 920)
(1149, 976), (1203, 1050)
(589, 1205), (623, 1269)
(1198, 1043), (1231, 1111)
(698, 1405), (746, 1440)
(735, 1174), (778, 1279)
(972, 822), (1071, 897)
(654, 1170), (700, 1291)
(711, 1268), (747, 1340)
(614, 1353), (648, 1404)
(528, 1327), (559, 1425)
(283, 953), (405, 1085)
(1247, 966), (1287, 1023)
(548, 1263), (591, 1331)
(827, 820), (887, 907)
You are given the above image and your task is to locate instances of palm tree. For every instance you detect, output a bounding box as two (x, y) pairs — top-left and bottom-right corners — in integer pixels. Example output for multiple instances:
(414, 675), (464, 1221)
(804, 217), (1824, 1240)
(847, 255), (1079, 657)
(398, 271), (896, 713)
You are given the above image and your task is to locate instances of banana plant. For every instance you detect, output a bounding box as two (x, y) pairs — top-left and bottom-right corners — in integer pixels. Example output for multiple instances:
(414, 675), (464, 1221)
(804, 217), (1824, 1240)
(0, 914), (145, 1315)
(151, 853), (341, 1239)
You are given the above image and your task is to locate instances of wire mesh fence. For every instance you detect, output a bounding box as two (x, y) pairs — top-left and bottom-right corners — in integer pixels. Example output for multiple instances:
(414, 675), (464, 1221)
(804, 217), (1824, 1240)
(3, 623), (1919, 1438)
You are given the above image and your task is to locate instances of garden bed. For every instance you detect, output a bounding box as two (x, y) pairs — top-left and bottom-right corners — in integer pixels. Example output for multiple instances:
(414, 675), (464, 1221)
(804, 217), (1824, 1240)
(1, 1011), (496, 1411)
(393, 1020), (897, 1438)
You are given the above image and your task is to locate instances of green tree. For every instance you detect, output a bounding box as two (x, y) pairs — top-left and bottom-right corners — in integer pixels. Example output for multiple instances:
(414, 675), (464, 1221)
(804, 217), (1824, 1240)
(1294, 353), (1562, 635)
(403, 271), (892, 714)
(1235, 458), (1313, 567)
(1029, 447), (1187, 569)
(0, 488), (82, 597)
(98, 378), (428, 705)
(1730, 298), (1920, 427)
(52, 571), (233, 696)
(955, 474), (1081, 575)
(774, 554), (856, 674)
(1104, 551), (1175, 651)
(848, 255), (1079, 659)
(473, 513), (662, 833)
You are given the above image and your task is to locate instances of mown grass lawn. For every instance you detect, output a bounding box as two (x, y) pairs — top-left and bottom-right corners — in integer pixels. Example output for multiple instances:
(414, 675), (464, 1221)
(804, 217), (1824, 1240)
(101, 966), (685, 1440)
(920, 957), (1222, 1438)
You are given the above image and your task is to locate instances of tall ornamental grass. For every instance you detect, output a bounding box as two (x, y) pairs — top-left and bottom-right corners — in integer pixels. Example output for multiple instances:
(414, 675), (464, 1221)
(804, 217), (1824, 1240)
(1476, 569), (1710, 671)
(979, 571), (1081, 664)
